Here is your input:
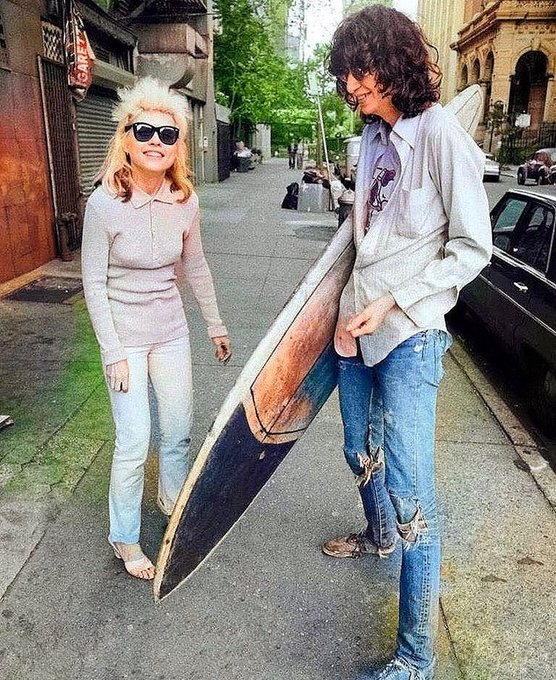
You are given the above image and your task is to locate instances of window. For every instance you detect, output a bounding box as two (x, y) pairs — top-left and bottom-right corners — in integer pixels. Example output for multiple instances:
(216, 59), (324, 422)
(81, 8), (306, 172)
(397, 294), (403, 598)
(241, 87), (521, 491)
(492, 197), (529, 252)
(510, 205), (555, 273)
(0, 13), (8, 67)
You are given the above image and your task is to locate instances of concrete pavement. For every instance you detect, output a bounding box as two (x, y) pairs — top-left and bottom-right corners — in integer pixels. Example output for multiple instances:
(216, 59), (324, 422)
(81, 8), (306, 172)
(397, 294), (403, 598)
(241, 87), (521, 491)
(0, 159), (555, 680)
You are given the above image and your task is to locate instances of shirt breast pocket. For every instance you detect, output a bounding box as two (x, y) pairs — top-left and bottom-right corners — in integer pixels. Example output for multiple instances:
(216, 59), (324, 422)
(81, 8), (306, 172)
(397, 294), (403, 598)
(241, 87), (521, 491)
(396, 186), (443, 239)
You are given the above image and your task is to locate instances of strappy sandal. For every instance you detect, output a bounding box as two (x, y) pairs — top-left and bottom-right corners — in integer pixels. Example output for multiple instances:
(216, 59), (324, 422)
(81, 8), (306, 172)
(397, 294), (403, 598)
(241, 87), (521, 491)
(108, 539), (155, 580)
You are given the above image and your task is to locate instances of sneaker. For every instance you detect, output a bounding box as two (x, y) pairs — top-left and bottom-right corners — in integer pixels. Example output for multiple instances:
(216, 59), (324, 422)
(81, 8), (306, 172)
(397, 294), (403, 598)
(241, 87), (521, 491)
(322, 532), (397, 559)
(363, 657), (434, 679)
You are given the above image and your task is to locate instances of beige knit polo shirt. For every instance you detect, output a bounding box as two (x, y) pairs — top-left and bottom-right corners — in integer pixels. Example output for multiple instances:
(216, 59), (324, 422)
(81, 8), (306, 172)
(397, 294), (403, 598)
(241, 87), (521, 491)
(81, 180), (227, 366)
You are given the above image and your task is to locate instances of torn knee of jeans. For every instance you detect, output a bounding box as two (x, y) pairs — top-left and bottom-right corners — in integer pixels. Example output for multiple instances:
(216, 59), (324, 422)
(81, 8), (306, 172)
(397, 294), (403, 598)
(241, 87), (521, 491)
(383, 409), (395, 425)
(355, 447), (384, 487)
(396, 506), (428, 543)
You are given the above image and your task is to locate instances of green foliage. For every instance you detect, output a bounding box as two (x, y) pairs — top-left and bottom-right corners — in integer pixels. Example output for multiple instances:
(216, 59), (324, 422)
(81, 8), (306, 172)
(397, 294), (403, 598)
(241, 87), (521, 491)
(213, 3), (359, 149)
(259, 0), (294, 56)
(214, 0), (309, 140)
(305, 42), (360, 142)
(91, 0), (111, 10)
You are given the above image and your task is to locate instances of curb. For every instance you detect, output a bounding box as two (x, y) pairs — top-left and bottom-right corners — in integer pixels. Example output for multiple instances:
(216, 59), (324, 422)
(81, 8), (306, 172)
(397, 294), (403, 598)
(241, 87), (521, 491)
(449, 340), (556, 511)
(0, 256), (82, 301)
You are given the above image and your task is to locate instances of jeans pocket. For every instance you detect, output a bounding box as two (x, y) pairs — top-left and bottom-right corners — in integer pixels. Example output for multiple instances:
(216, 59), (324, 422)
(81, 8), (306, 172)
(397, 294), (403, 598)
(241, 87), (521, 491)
(422, 331), (449, 387)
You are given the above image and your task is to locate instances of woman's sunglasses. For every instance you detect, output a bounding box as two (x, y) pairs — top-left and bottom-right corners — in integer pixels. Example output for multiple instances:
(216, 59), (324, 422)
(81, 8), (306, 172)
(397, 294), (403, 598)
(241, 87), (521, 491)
(125, 122), (180, 146)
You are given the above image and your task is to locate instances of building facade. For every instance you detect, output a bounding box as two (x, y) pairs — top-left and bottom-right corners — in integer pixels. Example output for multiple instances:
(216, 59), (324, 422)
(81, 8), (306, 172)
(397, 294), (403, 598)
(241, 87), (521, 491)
(418, 0), (465, 105)
(0, 0), (219, 285)
(0, 0), (59, 282)
(451, 0), (555, 137)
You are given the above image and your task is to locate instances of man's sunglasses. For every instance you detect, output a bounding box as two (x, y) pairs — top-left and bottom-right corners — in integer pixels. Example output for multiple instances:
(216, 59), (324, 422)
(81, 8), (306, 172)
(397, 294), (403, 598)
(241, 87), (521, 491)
(125, 122), (180, 145)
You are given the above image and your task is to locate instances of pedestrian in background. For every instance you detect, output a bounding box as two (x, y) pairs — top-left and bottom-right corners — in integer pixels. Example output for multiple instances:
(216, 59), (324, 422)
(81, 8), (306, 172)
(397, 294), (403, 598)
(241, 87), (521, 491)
(325, 6), (491, 679)
(296, 139), (305, 169)
(81, 77), (231, 581)
(287, 140), (298, 169)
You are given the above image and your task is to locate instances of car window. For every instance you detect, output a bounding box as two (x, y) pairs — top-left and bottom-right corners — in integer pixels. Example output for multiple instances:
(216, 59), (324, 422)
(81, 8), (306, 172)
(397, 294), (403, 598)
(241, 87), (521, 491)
(492, 197), (529, 251)
(510, 205), (555, 272)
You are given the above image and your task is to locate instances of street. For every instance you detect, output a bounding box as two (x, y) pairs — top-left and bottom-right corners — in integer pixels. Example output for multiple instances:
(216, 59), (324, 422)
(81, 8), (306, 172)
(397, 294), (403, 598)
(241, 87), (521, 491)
(0, 160), (555, 680)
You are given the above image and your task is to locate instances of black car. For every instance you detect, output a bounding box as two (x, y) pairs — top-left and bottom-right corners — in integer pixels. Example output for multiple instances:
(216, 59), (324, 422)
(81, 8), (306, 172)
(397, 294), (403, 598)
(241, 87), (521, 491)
(459, 189), (556, 434)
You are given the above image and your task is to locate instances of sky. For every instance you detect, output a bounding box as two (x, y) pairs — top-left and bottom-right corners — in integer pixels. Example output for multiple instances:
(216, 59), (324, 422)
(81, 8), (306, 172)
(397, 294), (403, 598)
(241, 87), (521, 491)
(304, 0), (419, 59)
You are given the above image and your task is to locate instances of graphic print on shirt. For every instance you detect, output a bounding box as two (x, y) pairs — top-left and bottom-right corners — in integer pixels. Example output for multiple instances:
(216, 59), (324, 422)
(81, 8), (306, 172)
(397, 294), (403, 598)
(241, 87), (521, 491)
(366, 166), (396, 232)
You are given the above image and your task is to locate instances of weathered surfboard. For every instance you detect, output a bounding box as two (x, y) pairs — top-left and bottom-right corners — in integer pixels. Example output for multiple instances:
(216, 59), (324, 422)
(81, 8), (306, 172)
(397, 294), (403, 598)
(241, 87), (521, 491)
(153, 85), (484, 600)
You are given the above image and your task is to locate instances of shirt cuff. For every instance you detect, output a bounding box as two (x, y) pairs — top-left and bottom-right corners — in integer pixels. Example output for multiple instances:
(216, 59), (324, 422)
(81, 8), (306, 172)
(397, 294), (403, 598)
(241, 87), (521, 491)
(207, 323), (228, 338)
(389, 280), (430, 323)
(101, 346), (128, 366)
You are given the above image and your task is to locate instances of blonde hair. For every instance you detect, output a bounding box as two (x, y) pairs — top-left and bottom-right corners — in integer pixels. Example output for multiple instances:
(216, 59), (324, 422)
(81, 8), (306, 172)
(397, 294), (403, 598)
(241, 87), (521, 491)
(97, 77), (194, 202)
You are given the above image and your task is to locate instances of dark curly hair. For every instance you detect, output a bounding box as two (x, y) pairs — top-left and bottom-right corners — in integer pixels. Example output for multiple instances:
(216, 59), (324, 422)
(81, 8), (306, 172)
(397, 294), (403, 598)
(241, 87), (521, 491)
(329, 5), (442, 119)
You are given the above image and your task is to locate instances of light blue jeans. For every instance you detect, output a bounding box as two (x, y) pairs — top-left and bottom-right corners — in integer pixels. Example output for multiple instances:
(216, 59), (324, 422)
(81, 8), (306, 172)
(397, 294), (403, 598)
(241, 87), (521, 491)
(107, 335), (193, 544)
(337, 330), (451, 674)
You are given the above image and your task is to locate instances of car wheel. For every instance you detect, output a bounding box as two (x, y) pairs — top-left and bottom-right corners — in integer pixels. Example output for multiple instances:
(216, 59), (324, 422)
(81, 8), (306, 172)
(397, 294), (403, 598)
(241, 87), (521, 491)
(517, 170), (525, 185)
(530, 363), (556, 436)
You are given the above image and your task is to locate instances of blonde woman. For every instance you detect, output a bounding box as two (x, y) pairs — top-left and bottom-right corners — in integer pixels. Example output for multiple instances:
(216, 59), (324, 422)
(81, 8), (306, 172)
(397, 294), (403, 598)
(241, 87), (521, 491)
(82, 78), (231, 581)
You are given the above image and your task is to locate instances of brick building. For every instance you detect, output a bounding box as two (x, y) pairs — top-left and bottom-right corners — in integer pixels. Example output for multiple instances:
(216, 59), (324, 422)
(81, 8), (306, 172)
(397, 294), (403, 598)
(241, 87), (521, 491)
(0, 0), (219, 286)
(451, 0), (555, 131)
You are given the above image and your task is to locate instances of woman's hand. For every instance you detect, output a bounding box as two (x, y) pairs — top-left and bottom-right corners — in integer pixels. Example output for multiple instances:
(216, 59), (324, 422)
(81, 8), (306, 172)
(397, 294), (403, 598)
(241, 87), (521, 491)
(212, 336), (232, 364)
(346, 293), (396, 338)
(106, 359), (129, 392)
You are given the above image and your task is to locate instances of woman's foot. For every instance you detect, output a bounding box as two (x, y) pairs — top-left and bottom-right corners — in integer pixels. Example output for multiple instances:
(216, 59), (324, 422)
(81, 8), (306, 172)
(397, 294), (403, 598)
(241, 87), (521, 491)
(109, 540), (155, 580)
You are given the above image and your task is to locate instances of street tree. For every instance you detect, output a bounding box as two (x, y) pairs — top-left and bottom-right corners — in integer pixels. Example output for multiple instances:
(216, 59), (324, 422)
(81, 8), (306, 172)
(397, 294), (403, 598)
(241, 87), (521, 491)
(213, 0), (310, 142)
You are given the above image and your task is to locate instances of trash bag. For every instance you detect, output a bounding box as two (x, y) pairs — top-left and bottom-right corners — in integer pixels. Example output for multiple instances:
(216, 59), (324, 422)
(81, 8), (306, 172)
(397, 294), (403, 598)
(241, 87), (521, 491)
(281, 182), (299, 209)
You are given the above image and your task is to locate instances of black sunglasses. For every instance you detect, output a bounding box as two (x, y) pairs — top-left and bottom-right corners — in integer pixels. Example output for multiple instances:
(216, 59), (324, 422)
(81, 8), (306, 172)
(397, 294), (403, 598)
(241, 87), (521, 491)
(125, 122), (180, 145)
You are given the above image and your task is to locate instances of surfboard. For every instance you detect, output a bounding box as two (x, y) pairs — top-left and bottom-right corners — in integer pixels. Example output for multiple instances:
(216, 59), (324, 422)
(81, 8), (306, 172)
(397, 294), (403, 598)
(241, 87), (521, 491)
(153, 85), (484, 600)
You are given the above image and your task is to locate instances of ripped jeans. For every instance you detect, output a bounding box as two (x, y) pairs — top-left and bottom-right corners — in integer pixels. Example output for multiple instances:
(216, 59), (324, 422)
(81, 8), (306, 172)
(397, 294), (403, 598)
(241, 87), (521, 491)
(337, 330), (451, 673)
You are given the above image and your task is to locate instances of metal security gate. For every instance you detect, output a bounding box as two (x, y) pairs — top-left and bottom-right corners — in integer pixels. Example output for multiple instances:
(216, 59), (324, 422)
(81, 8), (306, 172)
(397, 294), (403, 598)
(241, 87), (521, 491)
(499, 122), (556, 165)
(38, 57), (81, 251)
(76, 87), (118, 197)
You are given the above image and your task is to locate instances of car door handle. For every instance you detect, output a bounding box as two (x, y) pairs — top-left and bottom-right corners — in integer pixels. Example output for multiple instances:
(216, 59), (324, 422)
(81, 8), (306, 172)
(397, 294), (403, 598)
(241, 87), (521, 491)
(513, 282), (528, 293)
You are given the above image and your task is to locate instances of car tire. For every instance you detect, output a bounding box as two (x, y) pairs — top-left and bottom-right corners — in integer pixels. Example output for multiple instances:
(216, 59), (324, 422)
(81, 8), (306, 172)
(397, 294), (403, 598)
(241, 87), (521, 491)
(517, 170), (525, 185)
(529, 363), (556, 436)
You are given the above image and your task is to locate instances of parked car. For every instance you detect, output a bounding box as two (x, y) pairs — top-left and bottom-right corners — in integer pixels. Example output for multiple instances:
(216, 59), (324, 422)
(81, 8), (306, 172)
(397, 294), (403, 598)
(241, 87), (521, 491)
(483, 152), (501, 182)
(517, 148), (556, 185)
(459, 189), (556, 434)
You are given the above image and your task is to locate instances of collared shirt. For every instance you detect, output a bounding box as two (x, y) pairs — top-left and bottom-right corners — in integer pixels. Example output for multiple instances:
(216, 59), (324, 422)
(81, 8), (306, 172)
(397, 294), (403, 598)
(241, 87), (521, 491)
(82, 179), (227, 366)
(334, 103), (492, 366)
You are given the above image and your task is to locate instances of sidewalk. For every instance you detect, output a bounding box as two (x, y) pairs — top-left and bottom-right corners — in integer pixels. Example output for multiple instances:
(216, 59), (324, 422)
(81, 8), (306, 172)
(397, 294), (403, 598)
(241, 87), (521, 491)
(0, 158), (555, 680)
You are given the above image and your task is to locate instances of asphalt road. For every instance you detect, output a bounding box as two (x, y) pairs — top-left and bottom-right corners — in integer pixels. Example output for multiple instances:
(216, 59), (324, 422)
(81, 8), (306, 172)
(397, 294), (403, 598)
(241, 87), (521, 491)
(450, 171), (556, 469)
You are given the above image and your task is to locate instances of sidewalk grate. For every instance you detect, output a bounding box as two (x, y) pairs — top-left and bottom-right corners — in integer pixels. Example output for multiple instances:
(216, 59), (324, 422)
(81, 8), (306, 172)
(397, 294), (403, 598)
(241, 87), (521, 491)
(5, 277), (83, 304)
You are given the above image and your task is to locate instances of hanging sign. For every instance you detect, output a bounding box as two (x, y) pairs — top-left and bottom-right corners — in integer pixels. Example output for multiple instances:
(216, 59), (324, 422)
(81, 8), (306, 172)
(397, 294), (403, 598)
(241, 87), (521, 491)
(65, 0), (95, 102)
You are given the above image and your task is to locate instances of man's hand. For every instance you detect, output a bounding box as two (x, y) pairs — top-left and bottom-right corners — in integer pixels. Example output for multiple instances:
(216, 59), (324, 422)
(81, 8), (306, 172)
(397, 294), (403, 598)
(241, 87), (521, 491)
(106, 359), (129, 392)
(212, 336), (232, 364)
(346, 293), (396, 338)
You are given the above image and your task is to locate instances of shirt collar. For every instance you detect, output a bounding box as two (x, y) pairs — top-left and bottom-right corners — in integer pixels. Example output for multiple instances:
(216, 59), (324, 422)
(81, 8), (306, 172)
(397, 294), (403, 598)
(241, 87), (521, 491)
(390, 109), (428, 149)
(129, 177), (177, 208)
(368, 119), (391, 146)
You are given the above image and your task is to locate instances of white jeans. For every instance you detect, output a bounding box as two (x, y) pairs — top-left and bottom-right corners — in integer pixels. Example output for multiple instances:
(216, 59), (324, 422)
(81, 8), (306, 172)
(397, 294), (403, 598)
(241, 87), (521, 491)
(107, 335), (193, 544)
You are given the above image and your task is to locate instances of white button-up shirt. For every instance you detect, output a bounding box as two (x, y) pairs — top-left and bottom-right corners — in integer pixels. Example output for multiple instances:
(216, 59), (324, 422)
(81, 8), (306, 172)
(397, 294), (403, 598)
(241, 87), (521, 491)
(334, 103), (493, 366)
